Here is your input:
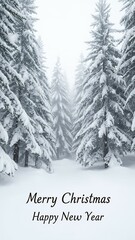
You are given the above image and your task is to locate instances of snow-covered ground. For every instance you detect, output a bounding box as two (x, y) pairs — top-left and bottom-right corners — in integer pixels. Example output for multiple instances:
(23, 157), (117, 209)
(0, 157), (135, 240)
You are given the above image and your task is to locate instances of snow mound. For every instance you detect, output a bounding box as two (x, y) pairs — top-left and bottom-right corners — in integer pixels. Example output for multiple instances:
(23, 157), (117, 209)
(0, 146), (17, 176)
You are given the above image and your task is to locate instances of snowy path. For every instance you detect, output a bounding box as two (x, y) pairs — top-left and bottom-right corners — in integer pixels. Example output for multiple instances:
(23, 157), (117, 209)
(0, 158), (135, 240)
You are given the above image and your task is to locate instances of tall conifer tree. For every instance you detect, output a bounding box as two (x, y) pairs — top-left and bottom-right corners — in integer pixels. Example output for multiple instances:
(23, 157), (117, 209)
(10, 0), (53, 170)
(119, 0), (135, 151)
(0, 0), (30, 175)
(51, 59), (72, 159)
(76, 0), (130, 168)
(73, 54), (86, 152)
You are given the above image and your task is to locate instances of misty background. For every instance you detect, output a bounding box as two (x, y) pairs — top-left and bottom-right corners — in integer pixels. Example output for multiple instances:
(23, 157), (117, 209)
(35, 0), (122, 89)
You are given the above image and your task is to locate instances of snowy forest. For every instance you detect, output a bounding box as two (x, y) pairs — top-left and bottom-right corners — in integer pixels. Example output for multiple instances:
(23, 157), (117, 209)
(0, 0), (135, 177)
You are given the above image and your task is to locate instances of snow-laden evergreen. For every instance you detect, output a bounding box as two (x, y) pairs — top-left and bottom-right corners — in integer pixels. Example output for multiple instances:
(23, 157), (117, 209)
(9, 0), (54, 171)
(72, 54), (86, 152)
(76, 0), (130, 168)
(119, 0), (135, 151)
(51, 59), (72, 159)
(0, 0), (26, 175)
(36, 39), (56, 166)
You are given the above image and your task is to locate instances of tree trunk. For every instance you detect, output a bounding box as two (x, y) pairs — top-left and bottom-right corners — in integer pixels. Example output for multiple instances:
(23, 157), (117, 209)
(13, 140), (20, 163)
(103, 134), (109, 168)
(57, 148), (60, 160)
(104, 163), (109, 168)
(25, 150), (29, 167)
(35, 154), (39, 168)
(13, 85), (21, 163)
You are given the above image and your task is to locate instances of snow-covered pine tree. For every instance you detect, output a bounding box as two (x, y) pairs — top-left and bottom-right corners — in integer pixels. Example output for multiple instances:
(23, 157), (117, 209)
(119, 0), (135, 151)
(51, 59), (72, 159)
(0, 0), (34, 175)
(76, 0), (130, 168)
(35, 39), (56, 167)
(72, 54), (86, 153)
(9, 0), (41, 166)
(10, 0), (53, 171)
